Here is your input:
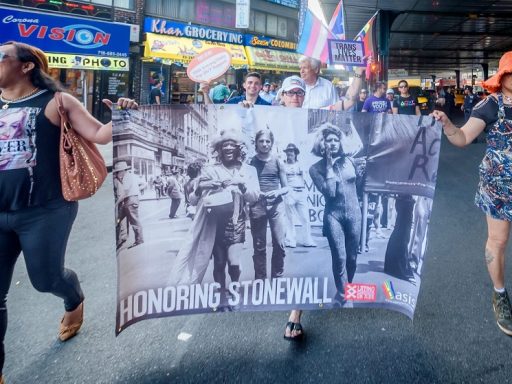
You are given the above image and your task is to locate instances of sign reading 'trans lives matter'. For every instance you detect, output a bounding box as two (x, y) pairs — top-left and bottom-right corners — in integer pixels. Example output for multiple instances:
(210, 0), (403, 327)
(112, 105), (441, 334)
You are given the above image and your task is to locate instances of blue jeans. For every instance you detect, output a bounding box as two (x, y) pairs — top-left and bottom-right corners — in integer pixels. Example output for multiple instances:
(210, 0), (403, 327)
(0, 199), (83, 375)
(250, 201), (286, 280)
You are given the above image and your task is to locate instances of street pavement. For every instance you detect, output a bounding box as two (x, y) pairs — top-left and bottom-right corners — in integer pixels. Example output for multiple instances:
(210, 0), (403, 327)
(4, 135), (512, 383)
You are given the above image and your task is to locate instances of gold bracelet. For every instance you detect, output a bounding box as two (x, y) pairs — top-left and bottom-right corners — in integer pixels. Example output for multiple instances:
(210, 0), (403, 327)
(444, 129), (458, 137)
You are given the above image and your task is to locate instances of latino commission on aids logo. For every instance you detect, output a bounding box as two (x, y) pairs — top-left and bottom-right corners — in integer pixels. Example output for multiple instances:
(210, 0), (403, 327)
(344, 283), (377, 302)
(382, 280), (416, 308)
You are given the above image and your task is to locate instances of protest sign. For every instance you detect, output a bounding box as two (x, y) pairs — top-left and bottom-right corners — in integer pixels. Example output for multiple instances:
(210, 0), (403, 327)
(186, 47), (232, 83)
(112, 105), (441, 334)
(328, 40), (365, 66)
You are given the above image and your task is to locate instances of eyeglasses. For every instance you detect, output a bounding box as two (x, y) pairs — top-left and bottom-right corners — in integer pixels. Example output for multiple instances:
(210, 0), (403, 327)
(360, 91), (367, 94)
(0, 52), (13, 62)
(284, 90), (305, 97)
(398, 85), (408, 88)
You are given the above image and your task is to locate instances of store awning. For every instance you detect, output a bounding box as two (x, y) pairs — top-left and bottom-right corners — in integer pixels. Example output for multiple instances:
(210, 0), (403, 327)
(245, 47), (301, 72)
(144, 33), (248, 68)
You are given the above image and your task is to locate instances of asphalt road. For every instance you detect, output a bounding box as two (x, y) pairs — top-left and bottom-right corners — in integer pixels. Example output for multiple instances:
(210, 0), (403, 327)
(4, 135), (512, 384)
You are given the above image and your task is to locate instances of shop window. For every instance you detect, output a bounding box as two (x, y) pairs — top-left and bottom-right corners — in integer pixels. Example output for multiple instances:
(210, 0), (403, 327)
(91, 0), (134, 9)
(194, 0), (235, 28)
(277, 17), (288, 38)
(146, 0), (179, 17)
(254, 11), (266, 34)
(249, 10), (255, 30)
(267, 14), (278, 36)
(179, 0), (194, 20)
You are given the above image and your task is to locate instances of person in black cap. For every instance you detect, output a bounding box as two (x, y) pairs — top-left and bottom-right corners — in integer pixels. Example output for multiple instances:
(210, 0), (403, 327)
(282, 143), (316, 248)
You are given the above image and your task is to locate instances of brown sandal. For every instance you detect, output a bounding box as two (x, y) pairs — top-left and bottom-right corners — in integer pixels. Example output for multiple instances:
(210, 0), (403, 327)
(59, 302), (84, 342)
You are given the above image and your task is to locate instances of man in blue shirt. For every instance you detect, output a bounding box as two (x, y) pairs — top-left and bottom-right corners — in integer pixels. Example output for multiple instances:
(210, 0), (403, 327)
(362, 81), (392, 113)
(201, 72), (271, 107)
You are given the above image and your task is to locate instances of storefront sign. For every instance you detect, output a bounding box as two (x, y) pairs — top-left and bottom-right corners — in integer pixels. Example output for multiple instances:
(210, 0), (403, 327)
(144, 17), (244, 45)
(244, 34), (297, 52)
(235, 0), (250, 29)
(265, 0), (300, 8)
(0, 6), (130, 57)
(245, 46), (300, 71)
(145, 33), (248, 68)
(131, 146), (155, 160)
(161, 151), (173, 165)
(187, 47), (231, 83)
(328, 40), (365, 66)
(46, 53), (129, 71)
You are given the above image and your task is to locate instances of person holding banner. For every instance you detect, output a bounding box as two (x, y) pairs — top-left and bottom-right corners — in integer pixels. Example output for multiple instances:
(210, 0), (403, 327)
(200, 72), (271, 107)
(0, 41), (138, 382)
(278, 72), (365, 340)
(432, 51), (512, 336)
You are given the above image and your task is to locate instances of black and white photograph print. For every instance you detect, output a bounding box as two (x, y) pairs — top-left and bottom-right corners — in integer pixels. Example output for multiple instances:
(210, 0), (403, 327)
(112, 104), (442, 334)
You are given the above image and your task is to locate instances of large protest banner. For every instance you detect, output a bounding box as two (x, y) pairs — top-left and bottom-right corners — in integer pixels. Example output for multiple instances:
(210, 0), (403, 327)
(112, 105), (441, 334)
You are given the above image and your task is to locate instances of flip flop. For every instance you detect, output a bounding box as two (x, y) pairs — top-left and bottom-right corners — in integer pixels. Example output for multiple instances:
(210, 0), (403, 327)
(283, 321), (304, 341)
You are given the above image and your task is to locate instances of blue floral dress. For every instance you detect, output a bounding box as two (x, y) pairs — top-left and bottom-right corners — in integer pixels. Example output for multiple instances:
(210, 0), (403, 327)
(474, 94), (512, 221)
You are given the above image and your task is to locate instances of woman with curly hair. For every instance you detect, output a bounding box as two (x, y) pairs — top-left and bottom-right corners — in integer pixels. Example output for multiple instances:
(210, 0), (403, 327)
(284, 123), (363, 340)
(170, 129), (260, 297)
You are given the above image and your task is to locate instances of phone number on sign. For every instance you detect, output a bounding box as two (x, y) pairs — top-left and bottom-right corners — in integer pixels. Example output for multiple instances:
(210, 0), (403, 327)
(96, 51), (128, 58)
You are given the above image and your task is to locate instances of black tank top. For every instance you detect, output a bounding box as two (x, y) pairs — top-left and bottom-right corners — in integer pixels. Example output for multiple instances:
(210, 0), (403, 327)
(0, 90), (63, 211)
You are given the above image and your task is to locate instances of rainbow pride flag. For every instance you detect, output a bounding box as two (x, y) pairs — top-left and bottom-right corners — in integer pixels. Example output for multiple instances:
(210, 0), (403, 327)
(354, 11), (379, 78)
(382, 280), (395, 300)
(297, 8), (335, 63)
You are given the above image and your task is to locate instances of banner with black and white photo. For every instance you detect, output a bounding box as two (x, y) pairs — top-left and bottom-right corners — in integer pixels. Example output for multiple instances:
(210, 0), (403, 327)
(112, 105), (442, 334)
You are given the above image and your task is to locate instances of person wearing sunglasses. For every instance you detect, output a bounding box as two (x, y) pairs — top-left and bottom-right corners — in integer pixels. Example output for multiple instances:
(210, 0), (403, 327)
(0, 41), (137, 384)
(392, 80), (421, 116)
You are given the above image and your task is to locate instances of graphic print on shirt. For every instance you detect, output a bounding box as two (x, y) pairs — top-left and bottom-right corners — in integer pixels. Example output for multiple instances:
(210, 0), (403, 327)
(0, 107), (39, 171)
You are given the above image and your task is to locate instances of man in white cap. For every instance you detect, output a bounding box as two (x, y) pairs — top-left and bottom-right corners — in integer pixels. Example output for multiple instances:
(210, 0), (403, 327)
(113, 161), (144, 249)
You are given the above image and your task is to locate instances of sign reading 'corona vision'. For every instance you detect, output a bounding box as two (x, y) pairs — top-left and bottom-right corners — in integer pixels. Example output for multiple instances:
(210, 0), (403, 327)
(0, 6), (130, 57)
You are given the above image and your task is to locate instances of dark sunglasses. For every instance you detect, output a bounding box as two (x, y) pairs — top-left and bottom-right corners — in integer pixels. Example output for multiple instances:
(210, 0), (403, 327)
(284, 90), (305, 97)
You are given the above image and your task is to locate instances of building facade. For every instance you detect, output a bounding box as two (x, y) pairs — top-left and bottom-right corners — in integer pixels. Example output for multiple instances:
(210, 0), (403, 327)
(0, 0), (143, 122)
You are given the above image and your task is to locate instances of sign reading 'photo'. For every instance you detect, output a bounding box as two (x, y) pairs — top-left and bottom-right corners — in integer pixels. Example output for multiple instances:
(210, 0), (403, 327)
(112, 105), (441, 334)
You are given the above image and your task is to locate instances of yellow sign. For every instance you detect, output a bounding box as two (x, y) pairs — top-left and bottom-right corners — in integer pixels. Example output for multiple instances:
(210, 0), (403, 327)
(144, 33), (248, 68)
(245, 46), (300, 71)
(46, 53), (129, 71)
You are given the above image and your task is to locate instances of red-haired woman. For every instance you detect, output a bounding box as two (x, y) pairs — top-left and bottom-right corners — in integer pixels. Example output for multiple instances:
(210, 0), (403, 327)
(432, 51), (512, 336)
(0, 41), (137, 382)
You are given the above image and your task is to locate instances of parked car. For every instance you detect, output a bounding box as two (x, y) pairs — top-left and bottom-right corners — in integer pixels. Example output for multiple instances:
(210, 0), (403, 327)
(454, 89), (465, 107)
